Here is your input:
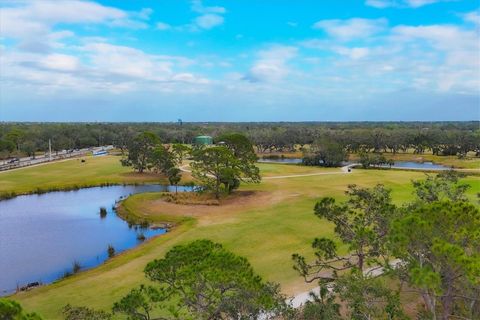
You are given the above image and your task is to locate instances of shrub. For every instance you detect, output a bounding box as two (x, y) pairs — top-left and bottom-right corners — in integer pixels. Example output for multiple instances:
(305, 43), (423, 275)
(107, 245), (115, 258)
(99, 207), (107, 218)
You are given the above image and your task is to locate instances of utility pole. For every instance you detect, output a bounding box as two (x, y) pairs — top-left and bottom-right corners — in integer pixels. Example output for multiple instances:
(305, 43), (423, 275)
(49, 139), (52, 161)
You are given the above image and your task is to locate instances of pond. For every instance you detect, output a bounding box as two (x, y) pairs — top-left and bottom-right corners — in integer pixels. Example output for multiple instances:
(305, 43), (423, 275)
(258, 158), (303, 164)
(0, 184), (192, 295)
(382, 161), (450, 170)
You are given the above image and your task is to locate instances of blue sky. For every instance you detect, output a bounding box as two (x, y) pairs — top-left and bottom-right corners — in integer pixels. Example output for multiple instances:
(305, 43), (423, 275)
(0, 0), (479, 121)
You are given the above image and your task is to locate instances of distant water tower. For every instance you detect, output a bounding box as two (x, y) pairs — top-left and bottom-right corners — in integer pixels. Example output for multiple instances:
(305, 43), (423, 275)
(193, 135), (213, 145)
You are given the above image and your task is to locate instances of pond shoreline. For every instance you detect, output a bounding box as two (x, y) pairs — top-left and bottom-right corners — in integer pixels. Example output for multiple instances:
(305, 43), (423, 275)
(0, 182), (195, 201)
(0, 184), (195, 295)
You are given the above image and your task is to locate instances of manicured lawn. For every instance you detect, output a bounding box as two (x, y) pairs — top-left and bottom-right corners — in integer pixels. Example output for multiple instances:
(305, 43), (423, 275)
(257, 162), (340, 177)
(7, 160), (480, 318)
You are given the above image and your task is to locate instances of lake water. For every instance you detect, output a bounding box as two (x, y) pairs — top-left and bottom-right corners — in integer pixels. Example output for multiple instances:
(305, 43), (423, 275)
(258, 158), (303, 164)
(0, 184), (191, 295)
(383, 161), (449, 170)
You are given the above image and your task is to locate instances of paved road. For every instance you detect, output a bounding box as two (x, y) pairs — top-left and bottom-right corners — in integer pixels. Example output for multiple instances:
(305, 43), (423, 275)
(0, 146), (113, 172)
(0, 149), (90, 171)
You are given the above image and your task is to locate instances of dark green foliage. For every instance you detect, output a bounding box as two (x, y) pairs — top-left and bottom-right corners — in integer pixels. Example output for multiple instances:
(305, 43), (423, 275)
(166, 167), (181, 193)
(143, 239), (288, 319)
(112, 285), (164, 320)
(358, 152), (390, 168)
(151, 145), (176, 175)
(99, 207), (107, 218)
(1, 122), (478, 160)
(388, 201), (480, 319)
(107, 245), (115, 258)
(335, 271), (407, 320)
(411, 170), (470, 203)
(62, 305), (112, 320)
(0, 298), (42, 320)
(293, 184), (396, 282)
(303, 138), (347, 167)
(295, 286), (341, 320)
(121, 132), (161, 173)
(191, 145), (260, 199)
(0, 139), (16, 154)
(293, 184), (406, 319)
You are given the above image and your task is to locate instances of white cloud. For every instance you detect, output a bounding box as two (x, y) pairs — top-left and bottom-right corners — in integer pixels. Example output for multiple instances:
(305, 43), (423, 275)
(191, 0), (226, 14)
(42, 54), (79, 72)
(195, 14), (224, 29)
(156, 22), (172, 30)
(134, 8), (153, 20)
(366, 0), (446, 8)
(312, 18), (387, 40)
(0, 0), (148, 41)
(153, 1), (226, 32)
(245, 46), (298, 82)
(336, 47), (370, 59)
(463, 10), (480, 26)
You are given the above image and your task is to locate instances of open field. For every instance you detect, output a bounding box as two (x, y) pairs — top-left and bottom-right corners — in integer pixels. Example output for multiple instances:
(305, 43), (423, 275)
(6, 158), (480, 318)
(0, 156), (168, 197)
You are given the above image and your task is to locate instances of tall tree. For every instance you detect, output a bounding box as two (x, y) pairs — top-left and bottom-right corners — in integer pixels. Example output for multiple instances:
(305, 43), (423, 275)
(118, 240), (288, 320)
(191, 146), (260, 199)
(216, 133), (260, 179)
(293, 184), (396, 281)
(121, 132), (161, 173)
(292, 184), (405, 319)
(388, 201), (480, 320)
(303, 137), (347, 167)
(411, 170), (470, 204)
(167, 167), (182, 194)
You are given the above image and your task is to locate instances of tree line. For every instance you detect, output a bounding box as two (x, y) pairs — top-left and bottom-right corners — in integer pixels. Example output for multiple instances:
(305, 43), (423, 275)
(1, 122), (478, 159)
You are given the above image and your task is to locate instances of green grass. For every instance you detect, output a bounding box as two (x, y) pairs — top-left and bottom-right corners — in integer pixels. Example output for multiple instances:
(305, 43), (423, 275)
(0, 156), (165, 197)
(6, 160), (480, 318)
(257, 162), (340, 176)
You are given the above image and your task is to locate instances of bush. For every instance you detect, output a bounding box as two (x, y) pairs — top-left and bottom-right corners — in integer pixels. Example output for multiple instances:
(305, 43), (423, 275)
(99, 207), (107, 218)
(72, 261), (81, 274)
(107, 245), (115, 258)
(136, 233), (146, 241)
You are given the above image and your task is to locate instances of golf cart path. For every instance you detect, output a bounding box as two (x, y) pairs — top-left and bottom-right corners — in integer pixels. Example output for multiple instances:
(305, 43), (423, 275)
(179, 164), (358, 179)
(289, 259), (402, 308)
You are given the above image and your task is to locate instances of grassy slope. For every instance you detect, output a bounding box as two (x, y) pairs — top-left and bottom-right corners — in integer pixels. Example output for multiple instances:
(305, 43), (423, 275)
(0, 156), (165, 195)
(7, 161), (480, 318)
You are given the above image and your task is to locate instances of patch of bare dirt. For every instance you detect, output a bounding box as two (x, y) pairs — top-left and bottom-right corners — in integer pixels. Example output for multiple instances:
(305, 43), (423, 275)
(140, 190), (300, 226)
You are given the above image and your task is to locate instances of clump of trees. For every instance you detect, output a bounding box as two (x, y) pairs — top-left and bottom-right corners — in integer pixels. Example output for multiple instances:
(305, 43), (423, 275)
(121, 132), (259, 199)
(302, 137), (347, 167)
(358, 152), (394, 168)
(293, 171), (479, 319)
(62, 240), (289, 320)
(120, 132), (188, 193)
(191, 133), (260, 199)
